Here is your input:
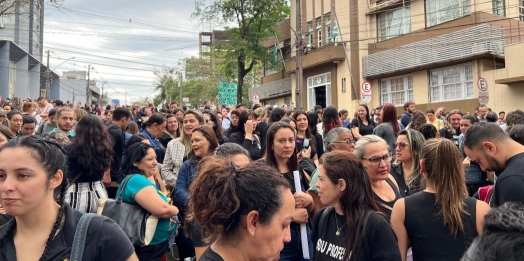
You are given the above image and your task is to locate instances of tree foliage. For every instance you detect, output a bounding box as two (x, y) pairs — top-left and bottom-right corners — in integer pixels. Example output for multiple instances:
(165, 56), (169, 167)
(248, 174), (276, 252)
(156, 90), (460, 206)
(193, 0), (289, 104)
(0, 0), (63, 17)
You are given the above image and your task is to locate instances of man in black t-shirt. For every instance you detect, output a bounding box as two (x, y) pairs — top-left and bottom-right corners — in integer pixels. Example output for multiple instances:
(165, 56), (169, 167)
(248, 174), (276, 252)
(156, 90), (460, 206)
(464, 122), (524, 207)
(106, 108), (131, 198)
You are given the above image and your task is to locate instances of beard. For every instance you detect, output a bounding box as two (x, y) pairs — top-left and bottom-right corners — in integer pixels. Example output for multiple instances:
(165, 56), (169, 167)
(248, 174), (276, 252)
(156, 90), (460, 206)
(484, 152), (505, 173)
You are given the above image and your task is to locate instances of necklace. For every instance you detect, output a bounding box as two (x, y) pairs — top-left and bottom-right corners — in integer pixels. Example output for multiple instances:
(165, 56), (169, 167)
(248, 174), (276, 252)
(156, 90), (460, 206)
(335, 214), (348, 236)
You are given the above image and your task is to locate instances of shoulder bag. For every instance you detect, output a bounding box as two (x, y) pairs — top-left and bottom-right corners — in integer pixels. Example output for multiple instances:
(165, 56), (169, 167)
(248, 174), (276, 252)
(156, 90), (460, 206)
(97, 175), (159, 246)
(70, 213), (96, 261)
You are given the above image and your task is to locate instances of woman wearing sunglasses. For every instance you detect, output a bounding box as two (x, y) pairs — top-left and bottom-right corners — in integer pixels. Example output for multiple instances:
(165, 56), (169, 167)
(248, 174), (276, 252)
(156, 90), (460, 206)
(390, 129), (426, 197)
(354, 135), (401, 218)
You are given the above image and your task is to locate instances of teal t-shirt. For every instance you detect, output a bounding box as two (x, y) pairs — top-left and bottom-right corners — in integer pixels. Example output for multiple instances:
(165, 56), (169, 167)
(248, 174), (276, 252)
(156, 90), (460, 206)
(116, 174), (174, 245)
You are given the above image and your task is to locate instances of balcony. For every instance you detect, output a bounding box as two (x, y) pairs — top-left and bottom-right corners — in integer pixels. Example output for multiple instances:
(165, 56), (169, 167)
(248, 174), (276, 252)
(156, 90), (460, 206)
(362, 24), (505, 79)
(285, 44), (345, 74)
(249, 78), (291, 101)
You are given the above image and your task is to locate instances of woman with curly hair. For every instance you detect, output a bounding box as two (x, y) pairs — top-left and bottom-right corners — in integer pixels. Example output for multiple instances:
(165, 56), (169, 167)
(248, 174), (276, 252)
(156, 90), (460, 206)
(408, 111), (427, 132)
(64, 114), (113, 213)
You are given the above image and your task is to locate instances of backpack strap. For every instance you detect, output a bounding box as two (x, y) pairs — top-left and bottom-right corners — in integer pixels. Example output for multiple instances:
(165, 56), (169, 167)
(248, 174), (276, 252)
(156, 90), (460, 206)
(70, 213), (96, 261)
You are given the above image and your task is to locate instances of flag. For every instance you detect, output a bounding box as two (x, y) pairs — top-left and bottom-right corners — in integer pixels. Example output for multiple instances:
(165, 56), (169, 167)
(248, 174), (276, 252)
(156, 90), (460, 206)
(332, 21), (339, 46)
(273, 42), (278, 63)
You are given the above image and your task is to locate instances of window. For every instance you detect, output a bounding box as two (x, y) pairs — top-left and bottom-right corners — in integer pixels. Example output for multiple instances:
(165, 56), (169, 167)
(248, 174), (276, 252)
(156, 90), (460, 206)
(426, 0), (470, 27)
(285, 97), (292, 107)
(316, 17), (322, 47)
(342, 78), (347, 93)
(429, 63), (474, 102)
(380, 75), (413, 105)
(308, 21), (313, 45)
(325, 13), (332, 44)
(492, 0), (504, 15)
(377, 6), (411, 41)
(520, 1), (524, 21)
(266, 99), (278, 107)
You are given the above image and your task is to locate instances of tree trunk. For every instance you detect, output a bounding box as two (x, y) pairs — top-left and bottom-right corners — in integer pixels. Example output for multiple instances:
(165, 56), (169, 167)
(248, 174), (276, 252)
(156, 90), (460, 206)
(237, 49), (245, 104)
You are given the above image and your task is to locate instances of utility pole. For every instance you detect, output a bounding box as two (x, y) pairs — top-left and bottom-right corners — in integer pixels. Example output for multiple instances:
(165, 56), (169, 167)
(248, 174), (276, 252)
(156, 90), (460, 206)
(295, 0), (303, 109)
(86, 64), (91, 105)
(72, 91), (75, 105)
(178, 72), (183, 106)
(45, 50), (50, 99)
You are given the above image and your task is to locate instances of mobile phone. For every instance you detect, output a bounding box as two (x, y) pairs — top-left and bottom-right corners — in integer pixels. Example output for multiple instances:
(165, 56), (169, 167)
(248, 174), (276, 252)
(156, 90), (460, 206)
(302, 138), (310, 153)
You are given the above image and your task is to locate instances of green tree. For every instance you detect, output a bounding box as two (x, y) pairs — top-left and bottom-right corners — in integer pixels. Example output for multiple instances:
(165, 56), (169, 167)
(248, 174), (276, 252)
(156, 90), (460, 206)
(193, 0), (289, 104)
(153, 67), (177, 106)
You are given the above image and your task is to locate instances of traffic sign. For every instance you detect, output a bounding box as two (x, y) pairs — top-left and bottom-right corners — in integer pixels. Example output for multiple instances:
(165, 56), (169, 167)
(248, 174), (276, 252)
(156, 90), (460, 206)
(252, 93), (260, 103)
(362, 81), (372, 103)
(183, 97), (189, 103)
(477, 77), (489, 105)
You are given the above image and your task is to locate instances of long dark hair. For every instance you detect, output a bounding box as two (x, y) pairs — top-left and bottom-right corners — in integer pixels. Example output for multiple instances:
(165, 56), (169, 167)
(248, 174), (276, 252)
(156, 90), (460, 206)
(227, 110), (240, 133)
(233, 111), (248, 134)
(381, 103), (399, 134)
(307, 111), (320, 136)
(293, 110), (316, 153)
(269, 107), (286, 123)
(357, 104), (373, 123)
(204, 110), (223, 141)
(322, 106), (342, 133)
(320, 151), (385, 261)
(0, 135), (68, 261)
(69, 114), (113, 179)
(122, 142), (155, 175)
(264, 121), (298, 173)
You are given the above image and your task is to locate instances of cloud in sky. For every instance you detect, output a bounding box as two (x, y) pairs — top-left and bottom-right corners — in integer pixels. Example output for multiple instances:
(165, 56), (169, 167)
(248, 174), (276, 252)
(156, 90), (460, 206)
(44, 0), (206, 104)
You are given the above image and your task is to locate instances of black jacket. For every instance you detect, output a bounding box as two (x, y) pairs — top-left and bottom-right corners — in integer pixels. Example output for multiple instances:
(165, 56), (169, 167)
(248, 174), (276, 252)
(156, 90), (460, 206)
(107, 122), (125, 183)
(229, 132), (262, 160)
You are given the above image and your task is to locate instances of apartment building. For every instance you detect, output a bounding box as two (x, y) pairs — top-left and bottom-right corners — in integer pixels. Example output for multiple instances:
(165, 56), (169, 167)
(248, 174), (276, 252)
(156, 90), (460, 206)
(283, 0), (524, 114)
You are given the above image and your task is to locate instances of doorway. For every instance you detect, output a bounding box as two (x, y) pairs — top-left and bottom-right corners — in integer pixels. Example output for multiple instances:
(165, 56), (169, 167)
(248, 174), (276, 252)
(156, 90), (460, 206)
(315, 86), (326, 108)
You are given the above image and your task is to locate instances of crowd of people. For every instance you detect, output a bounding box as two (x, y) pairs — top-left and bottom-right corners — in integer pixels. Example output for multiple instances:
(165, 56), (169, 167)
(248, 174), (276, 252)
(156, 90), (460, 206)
(0, 95), (524, 261)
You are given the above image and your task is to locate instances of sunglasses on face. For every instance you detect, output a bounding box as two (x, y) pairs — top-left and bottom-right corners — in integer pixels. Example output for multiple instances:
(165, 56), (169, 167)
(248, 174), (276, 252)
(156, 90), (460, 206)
(393, 142), (409, 150)
(363, 153), (393, 166)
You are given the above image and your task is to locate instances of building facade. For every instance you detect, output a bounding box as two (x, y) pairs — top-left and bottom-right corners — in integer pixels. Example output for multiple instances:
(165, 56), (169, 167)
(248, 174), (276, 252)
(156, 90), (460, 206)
(59, 71), (100, 105)
(282, 0), (524, 114)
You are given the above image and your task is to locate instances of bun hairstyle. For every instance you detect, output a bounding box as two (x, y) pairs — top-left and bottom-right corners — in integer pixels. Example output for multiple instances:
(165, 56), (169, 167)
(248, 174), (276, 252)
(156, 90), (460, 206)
(187, 159), (290, 243)
(0, 135), (68, 261)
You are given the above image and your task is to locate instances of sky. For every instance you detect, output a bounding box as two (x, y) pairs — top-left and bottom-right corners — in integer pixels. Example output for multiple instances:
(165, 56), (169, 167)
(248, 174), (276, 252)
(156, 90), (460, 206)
(44, 0), (209, 104)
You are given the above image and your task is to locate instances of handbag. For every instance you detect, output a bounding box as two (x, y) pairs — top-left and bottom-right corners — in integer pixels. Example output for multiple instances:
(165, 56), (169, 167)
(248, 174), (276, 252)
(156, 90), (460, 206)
(97, 175), (159, 246)
(70, 213), (96, 261)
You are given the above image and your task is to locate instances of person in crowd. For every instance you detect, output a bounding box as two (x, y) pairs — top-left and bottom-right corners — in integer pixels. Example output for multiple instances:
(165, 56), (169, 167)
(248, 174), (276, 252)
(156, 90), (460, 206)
(220, 107), (230, 130)
(440, 109), (463, 147)
(419, 123), (438, 140)
(263, 121), (314, 260)
(49, 107), (75, 137)
(284, 109), (295, 119)
(497, 111), (505, 125)
(159, 114), (181, 148)
(173, 108), (184, 118)
(48, 132), (71, 147)
(339, 109), (350, 128)
(127, 133), (150, 147)
(408, 111), (428, 132)
(504, 110), (524, 133)
(313, 150), (402, 261)
(350, 104), (376, 140)
(316, 109), (324, 136)
(0, 125), (14, 148)
(464, 122), (524, 207)
(20, 115), (37, 136)
(426, 109), (445, 130)
(308, 127), (355, 215)
(0, 111), (6, 128)
(281, 118), (296, 130)
(461, 202), (524, 261)
(322, 106), (341, 137)
(2, 105), (11, 114)
(224, 110), (240, 141)
(268, 107), (286, 124)
(486, 111), (498, 123)
(203, 110), (224, 144)
(37, 108), (58, 134)
(458, 114), (491, 196)
(307, 111), (324, 159)
(373, 103), (400, 156)
(435, 107), (446, 122)
(227, 111), (262, 160)
(102, 110), (112, 124)
(21, 102), (36, 116)
(294, 110), (319, 166)
(106, 108), (131, 198)
(73, 108), (87, 123)
(0, 135), (138, 260)
(392, 138), (490, 261)
(120, 142), (179, 261)
(187, 159), (294, 261)
(509, 124), (524, 145)
(7, 111), (22, 136)
(162, 109), (205, 188)
(140, 113), (167, 163)
(37, 97), (54, 118)
(123, 122), (140, 160)
(190, 143), (251, 261)
(64, 114), (112, 213)
(401, 101), (415, 128)
(254, 107), (269, 151)
(390, 129), (426, 197)
(175, 126), (219, 260)
(53, 100), (64, 109)
(354, 135), (401, 218)
(477, 105), (488, 122)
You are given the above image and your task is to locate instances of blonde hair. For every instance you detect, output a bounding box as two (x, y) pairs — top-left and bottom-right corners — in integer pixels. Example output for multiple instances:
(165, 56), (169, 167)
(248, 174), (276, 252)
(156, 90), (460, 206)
(420, 138), (468, 235)
(73, 108), (87, 121)
(353, 135), (388, 159)
(178, 110), (204, 157)
(254, 107), (268, 122)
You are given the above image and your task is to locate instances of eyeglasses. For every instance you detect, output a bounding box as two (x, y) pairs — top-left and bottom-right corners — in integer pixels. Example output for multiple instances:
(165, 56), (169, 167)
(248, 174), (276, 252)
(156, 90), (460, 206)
(333, 138), (355, 145)
(362, 153), (393, 166)
(393, 142), (409, 150)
